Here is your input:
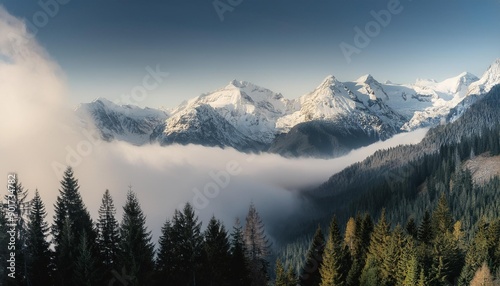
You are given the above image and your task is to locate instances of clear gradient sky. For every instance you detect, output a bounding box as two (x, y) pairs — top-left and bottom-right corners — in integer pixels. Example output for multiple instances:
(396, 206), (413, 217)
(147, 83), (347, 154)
(2, 0), (500, 108)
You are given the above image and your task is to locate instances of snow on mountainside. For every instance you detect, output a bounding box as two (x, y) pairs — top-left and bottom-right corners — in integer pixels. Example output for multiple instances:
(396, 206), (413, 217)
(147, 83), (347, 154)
(170, 80), (296, 144)
(449, 59), (500, 122)
(150, 104), (264, 151)
(76, 98), (168, 145)
(75, 59), (499, 157)
(277, 75), (404, 140)
(400, 72), (479, 130)
(468, 58), (500, 95)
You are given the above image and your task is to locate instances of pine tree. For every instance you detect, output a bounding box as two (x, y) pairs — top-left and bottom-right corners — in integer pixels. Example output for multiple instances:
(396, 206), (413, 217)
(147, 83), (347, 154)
(347, 213), (373, 286)
(418, 211), (433, 244)
(156, 218), (175, 283)
(201, 216), (231, 286)
(360, 256), (382, 286)
(453, 221), (464, 246)
(57, 216), (75, 285)
(168, 203), (203, 285)
(229, 218), (251, 286)
(25, 190), (52, 285)
(96, 189), (119, 273)
(74, 231), (98, 286)
(360, 210), (390, 286)
(431, 195), (453, 235)
(244, 203), (271, 286)
(344, 217), (356, 256)
(458, 219), (491, 286)
(402, 254), (419, 286)
(300, 226), (325, 286)
(275, 259), (287, 286)
(406, 217), (418, 239)
(52, 167), (97, 285)
(286, 267), (298, 286)
(383, 225), (407, 286)
(118, 189), (155, 286)
(320, 216), (350, 286)
(417, 269), (428, 286)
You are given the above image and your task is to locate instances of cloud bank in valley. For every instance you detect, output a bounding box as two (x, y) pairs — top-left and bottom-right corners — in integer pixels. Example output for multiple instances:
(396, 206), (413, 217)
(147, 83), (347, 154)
(0, 7), (428, 243)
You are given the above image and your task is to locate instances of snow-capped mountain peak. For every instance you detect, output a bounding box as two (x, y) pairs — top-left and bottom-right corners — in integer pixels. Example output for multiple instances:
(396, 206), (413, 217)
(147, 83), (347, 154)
(300, 75), (359, 109)
(434, 72), (479, 96)
(352, 74), (389, 101)
(276, 74), (405, 139)
(313, 75), (349, 95)
(170, 79), (295, 144)
(356, 74), (375, 84)
(75, 97), (168, 145)
(468, 58), (500, 95)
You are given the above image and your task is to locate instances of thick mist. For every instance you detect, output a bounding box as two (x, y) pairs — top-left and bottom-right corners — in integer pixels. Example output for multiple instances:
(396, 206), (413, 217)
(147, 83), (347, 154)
(0, 7), (428, 243)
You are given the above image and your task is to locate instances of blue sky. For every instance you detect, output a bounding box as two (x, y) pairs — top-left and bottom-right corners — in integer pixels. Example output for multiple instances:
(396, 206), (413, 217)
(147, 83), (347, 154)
(2, 0), (500, 108)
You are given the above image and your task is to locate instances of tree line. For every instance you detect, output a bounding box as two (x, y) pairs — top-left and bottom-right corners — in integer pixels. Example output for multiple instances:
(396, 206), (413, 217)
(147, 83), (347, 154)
(0, 167), (273, 286)
(293, 196), (500, 286)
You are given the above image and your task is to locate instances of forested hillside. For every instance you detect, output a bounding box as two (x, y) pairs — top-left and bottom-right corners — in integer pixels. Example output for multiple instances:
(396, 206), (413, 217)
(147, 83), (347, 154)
(286, 197), (500, 286)
(276, 85), (500, 285)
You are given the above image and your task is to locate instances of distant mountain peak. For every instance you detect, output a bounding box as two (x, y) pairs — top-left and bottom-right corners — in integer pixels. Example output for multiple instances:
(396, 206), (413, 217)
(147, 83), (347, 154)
(415, 78), (438, 85)
(228, 79), (250, 88)
(315, 75), (343, 92)
(356, 74), (375, 84)
(485, 58), (500, 76)
(457, 71), (477, 78)
(468, 58), (500, 95)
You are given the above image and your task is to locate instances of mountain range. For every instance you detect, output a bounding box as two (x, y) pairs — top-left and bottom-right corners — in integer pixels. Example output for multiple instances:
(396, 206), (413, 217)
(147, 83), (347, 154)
(76, 59), (500, 158)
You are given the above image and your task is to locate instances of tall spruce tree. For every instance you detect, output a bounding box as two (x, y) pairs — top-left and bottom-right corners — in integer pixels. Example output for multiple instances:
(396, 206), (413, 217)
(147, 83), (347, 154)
(168, 203), (203, 285)
(347, 214), (373, 286)
(360, 210), (390, 286)
(275, 259), (287, 286)
(74, 231), (98, 286)
(156, 218), (175, 283)
(57, 216), (75, 285)
(96, 189), (119, 272)
(25, 190), (52, 285)
(406, 217), (418, 239)
(458, 219), (492, 286)
(382, 225), (407, 286)
(52, 167), (96, 285)
(118, 189), (155, 286)
(201, 216), (231, 286)
(229, 218), (251, 286)
(244, 203), (271, 286)
(417, 211), (433, 244)
(320, 216), (350, 286)
(402, 254), (419, 286)
(344, 218), (356, 256)
(287, 266), (298, 286)
(300, 225), (325, 286)
(431, 195), (453, 235)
